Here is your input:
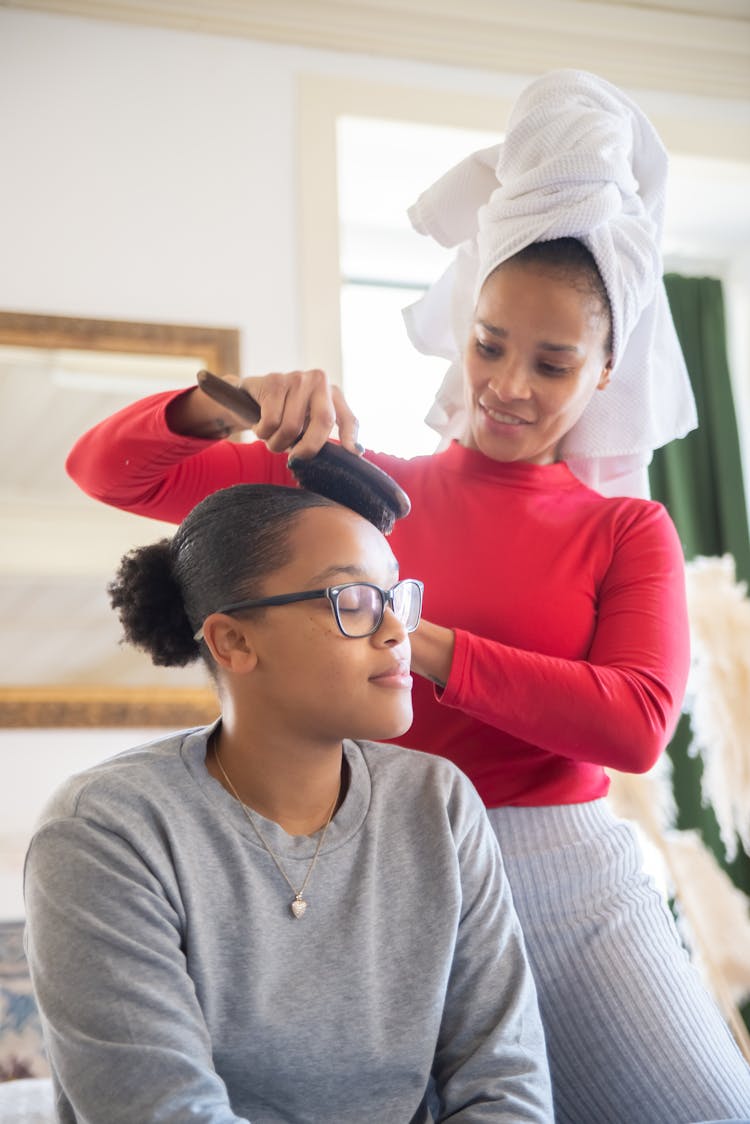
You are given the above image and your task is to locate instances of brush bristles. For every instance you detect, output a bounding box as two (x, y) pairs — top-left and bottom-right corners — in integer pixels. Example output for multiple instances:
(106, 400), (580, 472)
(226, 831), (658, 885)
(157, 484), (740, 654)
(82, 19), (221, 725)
(288, 447), (409, 534)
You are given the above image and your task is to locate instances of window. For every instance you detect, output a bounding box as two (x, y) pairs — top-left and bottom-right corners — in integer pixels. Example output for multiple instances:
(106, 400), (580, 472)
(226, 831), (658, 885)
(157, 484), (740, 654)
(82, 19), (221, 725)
(337, 116), (497, 457)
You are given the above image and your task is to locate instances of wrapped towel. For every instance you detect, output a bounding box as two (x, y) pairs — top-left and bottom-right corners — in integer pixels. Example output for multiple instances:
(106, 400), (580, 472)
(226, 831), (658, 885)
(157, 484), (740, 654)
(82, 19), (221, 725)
(404, 69), (698, 497)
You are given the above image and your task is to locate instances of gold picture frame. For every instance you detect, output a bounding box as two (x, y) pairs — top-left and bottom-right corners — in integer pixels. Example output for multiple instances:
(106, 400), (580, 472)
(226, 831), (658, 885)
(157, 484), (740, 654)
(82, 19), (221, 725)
(0, 686), (219, 729)
(0, 311), (240, 372)
(0, 311), (238, 728)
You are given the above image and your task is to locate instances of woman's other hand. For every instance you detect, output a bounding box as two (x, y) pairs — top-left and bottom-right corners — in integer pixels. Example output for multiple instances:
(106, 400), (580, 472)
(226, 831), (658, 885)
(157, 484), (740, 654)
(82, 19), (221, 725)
(409, 619), (456, 691)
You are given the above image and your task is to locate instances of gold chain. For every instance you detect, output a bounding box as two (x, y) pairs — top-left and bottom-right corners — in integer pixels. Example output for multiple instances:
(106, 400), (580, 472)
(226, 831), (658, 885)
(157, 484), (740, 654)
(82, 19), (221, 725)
(213, 741), (338, 919)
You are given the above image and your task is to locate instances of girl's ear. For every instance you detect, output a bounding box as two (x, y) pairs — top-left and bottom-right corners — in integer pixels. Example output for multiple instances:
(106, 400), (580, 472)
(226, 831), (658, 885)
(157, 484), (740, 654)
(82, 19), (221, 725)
(201, 615), (258, 674)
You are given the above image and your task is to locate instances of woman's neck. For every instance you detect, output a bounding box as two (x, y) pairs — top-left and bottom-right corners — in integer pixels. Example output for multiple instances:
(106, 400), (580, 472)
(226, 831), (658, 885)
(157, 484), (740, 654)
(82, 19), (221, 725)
(206, 718), (346, 837)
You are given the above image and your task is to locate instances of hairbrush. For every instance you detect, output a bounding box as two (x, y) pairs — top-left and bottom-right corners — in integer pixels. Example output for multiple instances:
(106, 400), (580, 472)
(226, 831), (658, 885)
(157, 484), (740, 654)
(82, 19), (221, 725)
(196, 370), (411, 534)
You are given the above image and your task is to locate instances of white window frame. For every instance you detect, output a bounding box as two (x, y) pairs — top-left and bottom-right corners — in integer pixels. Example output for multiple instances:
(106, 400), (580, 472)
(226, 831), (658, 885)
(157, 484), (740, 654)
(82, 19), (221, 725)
(296, 75), (514, 390)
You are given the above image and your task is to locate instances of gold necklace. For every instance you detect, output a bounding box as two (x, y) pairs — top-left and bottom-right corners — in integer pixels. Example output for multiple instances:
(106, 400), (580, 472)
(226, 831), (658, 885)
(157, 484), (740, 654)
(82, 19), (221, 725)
(213, 742), (338, 920)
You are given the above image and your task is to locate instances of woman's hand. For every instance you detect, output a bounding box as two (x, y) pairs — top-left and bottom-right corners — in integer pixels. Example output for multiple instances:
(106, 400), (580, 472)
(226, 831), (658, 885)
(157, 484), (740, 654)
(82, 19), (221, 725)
(167, 369), (362, 458)
(240, 369), (360, 458)
(409, 619), (456, 691)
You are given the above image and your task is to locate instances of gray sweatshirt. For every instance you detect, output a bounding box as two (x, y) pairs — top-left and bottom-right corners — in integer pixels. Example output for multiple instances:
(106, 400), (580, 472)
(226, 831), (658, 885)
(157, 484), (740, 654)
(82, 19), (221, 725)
(24, 727), (552, 1123)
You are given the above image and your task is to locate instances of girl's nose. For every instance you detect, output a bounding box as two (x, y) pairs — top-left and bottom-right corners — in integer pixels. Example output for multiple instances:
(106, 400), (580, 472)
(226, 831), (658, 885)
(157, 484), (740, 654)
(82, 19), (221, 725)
(375, 606), (409, 647)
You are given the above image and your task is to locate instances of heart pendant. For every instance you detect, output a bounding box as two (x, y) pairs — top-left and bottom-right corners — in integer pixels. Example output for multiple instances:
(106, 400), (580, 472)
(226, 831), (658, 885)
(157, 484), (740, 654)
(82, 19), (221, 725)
(291, 898), (307, 919)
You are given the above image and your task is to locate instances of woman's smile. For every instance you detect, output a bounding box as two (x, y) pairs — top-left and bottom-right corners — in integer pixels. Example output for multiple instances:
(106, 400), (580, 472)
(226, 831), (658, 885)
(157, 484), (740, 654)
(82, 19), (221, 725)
(478, 401), (532, 428)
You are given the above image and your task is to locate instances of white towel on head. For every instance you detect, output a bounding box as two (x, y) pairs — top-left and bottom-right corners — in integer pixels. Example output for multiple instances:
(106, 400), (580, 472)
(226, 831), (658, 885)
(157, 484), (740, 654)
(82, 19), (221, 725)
(404, 69), (698, 497)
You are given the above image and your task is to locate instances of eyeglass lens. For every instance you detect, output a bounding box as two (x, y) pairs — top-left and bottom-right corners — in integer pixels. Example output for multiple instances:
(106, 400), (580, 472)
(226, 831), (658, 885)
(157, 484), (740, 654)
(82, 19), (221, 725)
(335, 582), (421, 637)
(391, 581), (421, 632)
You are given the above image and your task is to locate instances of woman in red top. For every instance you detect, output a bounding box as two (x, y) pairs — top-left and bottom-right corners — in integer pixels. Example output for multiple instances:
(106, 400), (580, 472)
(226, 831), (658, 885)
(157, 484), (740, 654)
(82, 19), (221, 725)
(66, 70), (750, 1122)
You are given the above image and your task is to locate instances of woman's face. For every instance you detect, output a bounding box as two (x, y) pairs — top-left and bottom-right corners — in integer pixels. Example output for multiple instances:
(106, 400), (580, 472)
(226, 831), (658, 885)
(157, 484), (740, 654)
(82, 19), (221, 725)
(462, 262), (612, 465)
(238, 506), (414, 747)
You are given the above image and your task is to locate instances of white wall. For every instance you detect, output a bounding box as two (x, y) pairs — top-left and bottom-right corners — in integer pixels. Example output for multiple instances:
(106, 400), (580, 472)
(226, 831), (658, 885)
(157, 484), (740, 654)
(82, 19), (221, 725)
(0, 7), (533, 372)
(0, 9), (301, 370)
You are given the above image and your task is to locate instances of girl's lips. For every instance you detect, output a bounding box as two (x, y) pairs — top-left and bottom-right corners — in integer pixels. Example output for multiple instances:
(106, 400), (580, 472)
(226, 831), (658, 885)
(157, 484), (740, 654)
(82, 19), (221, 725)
(370, 662), (413, 688)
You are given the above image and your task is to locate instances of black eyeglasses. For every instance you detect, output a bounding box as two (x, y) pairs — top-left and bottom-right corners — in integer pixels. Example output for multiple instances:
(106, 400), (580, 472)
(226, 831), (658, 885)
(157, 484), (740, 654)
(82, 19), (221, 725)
(194, 579), (424, 641)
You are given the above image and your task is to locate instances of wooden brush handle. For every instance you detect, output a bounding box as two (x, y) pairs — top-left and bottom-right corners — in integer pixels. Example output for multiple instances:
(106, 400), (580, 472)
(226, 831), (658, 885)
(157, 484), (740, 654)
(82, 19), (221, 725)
(197, 369), (262, 427)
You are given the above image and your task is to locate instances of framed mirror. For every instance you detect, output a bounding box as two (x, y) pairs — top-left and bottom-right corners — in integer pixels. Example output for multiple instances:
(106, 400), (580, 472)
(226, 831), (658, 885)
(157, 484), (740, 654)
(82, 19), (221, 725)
(0, 312), (241, 726)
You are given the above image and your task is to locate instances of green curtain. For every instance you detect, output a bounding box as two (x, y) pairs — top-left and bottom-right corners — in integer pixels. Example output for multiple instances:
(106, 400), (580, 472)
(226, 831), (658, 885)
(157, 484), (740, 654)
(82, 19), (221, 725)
(650, 276), (750, 581)
(649, 274), (750, 1025)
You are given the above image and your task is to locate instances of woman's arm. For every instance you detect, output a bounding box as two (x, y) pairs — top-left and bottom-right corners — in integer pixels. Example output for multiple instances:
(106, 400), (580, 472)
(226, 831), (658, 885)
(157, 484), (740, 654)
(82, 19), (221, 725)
(432, 792), (553, 1121)
(24, 818), (249, 1124)
(65, 372), (360, 523)
(411, 504), (690, 774)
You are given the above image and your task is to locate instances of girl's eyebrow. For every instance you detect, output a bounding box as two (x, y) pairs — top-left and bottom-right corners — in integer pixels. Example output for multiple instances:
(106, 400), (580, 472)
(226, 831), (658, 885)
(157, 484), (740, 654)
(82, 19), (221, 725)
(308, 564), (368, 583)
(308, 560), (399, 584)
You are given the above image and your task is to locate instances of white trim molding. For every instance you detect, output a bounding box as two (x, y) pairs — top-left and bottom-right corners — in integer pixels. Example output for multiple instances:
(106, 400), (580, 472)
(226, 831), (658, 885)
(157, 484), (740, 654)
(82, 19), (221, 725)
(4, 0), (750, 101)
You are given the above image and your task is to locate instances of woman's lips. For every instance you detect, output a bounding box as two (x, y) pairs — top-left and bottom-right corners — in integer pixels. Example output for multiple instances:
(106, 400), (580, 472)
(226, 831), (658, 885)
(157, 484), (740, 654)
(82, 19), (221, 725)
(479, 402), (531, 426)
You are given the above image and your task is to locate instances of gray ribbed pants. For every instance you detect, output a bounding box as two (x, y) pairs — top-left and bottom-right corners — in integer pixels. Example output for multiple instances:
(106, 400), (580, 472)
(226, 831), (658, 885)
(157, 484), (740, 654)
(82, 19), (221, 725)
(487, 800), (750, 1124)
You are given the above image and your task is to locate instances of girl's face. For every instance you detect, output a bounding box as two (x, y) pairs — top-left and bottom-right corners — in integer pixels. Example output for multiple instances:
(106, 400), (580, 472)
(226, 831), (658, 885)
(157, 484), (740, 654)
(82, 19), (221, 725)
(462, 262), (612, 465)
(237, 506), (414, 748)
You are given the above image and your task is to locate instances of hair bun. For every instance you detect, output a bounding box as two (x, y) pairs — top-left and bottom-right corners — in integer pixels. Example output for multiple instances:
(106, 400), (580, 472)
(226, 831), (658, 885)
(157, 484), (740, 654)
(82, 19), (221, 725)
(108, 540), (200, 667)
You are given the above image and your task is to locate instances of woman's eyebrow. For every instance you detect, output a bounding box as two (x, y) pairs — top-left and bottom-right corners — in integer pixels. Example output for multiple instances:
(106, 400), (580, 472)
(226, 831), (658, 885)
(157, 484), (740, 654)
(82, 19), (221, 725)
(538, 341), (582, 354)
(477, 320), (507, 338)
(478, 319), (581, 354)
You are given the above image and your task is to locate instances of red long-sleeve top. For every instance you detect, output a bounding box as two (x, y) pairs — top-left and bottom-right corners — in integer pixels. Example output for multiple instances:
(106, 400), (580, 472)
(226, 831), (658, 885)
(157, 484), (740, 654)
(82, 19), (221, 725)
(67, 390), (690, 808)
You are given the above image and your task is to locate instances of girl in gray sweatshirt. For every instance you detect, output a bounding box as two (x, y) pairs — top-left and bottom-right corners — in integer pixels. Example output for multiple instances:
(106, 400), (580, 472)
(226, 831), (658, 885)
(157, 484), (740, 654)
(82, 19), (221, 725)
(24, 482), (552, 1123)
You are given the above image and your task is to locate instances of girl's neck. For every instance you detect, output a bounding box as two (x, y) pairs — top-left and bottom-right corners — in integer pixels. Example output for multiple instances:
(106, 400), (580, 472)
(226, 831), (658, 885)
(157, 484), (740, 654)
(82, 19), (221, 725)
(207, 720), (346, 837)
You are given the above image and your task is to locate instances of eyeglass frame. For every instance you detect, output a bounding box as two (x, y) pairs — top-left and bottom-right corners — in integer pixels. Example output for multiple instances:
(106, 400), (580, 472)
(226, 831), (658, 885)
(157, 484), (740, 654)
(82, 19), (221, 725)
(193, 578), (424, 642)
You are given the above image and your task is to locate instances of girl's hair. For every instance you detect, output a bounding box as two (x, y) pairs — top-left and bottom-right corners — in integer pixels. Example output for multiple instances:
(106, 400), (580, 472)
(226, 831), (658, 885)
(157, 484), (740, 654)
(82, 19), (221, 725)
(504, 237), (613, 354)
(108, 484), (338, 668)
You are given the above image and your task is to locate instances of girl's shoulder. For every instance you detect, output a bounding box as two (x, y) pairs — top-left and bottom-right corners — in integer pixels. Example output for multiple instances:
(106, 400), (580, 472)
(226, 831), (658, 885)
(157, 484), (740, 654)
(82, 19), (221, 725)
(33, 729), (200, 831)
(351, 739), (486, 822)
